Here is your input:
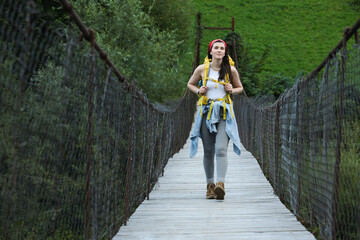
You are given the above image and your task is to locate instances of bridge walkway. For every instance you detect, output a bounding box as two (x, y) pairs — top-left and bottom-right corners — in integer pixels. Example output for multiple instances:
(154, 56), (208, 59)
(113, 138), (315, 240)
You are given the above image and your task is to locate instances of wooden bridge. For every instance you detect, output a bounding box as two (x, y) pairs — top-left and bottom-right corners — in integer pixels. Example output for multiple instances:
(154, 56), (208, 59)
(2, 1), (359, 239)
(113, 138), (315, 239)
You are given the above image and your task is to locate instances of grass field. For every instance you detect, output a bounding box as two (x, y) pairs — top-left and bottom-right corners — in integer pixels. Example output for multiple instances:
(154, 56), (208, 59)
(188, 0), (359, 80)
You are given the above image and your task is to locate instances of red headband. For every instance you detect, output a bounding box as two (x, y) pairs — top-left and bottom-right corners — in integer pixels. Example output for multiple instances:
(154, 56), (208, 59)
(208, 39), (227, 53)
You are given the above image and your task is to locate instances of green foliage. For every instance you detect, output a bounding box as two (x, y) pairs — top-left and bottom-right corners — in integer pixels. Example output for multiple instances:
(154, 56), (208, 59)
(190, 0), (359, 80)
(0, 1), (196, 237)
(34, 0), (68, 23)
(224, 31), (273, 96)
(0, 54), (88, 238)
(258, 74), (293, 98)
(139, 0), (194, 52)
(337, 119), (360, 240)
(224, 31), (293, 98)
(348, 0), (360, 7)
(71, 0), (192, 103)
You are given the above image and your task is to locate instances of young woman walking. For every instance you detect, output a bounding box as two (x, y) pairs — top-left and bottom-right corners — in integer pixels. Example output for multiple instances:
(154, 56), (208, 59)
(187, 39), (243, 200)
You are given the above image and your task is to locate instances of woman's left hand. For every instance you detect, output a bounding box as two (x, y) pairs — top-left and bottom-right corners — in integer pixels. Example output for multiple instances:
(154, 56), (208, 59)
(224, 83), (233, 94)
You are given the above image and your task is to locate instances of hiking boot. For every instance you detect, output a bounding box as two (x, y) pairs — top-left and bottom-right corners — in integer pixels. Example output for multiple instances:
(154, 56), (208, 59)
(206, 183), (216, 199)
(214, 181), (225, 200)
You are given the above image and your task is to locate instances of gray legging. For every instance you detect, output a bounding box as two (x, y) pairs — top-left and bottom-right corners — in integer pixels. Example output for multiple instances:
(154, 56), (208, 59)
(200, 115), (229, 184)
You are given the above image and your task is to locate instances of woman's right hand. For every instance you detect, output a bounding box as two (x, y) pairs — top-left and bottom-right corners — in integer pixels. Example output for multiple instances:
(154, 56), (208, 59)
(198, 86), (208, 95)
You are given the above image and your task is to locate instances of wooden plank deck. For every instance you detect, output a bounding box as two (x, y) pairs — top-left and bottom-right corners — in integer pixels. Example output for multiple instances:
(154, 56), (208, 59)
(113, 139), (315, 240)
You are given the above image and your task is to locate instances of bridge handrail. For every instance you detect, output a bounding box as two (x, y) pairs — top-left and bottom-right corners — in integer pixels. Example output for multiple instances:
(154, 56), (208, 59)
(234, 17), (360, 240)
(0, 1), (197, 239)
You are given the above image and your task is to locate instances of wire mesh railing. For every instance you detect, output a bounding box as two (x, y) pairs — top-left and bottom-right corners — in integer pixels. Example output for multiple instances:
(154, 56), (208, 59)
(2, 1), (359, 240)
(0, 0), (197, 239)
(234, 18), (360, 240)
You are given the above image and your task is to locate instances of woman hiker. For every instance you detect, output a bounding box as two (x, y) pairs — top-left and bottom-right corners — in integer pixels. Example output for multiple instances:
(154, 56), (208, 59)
(187, 39), (243, 200)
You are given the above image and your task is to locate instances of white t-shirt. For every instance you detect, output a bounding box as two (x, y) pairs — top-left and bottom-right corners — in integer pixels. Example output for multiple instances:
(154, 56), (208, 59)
(205, 67), (226, 99)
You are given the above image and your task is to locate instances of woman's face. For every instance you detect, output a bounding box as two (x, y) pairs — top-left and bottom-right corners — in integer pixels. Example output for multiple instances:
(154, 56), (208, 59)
(210, 42), (226, 60)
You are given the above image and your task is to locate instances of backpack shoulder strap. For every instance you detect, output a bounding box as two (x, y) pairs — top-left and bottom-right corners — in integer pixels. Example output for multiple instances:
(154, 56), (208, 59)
(203, 57), (211, 86)
(204, 56), (234, 84)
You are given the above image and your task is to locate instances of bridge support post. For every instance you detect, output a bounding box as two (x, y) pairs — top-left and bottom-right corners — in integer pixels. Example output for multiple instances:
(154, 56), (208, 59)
(147, 114), (156, 201)
(331, 27), (348, 240)
(85, 28), (96, 240)
(232, 38), (239, 70)
(192, 12), (201, 72)
(274, 103), (280, 196)
(296, 86), (304, 216)
(124, 91), (135, 226)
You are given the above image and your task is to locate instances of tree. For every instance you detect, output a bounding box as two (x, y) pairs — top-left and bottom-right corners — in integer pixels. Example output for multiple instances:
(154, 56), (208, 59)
(224, 32), (269, 96)
(71, 0), (190, 103)
(224, 31), (292, 98)
(139, 0), (194, 53)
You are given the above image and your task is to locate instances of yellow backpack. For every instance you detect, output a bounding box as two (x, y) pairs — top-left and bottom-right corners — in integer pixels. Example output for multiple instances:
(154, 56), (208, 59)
(201, 55), (235, 87)
(198, 56), (235, 120)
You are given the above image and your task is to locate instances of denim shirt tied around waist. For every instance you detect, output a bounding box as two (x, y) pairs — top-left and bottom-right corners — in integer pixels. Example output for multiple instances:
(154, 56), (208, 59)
(189, 100), (242, 158)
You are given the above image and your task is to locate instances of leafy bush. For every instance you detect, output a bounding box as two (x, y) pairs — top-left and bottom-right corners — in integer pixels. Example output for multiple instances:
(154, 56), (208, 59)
(224, 31), (293, 98)
(71, 0), (190, 103)
(139, 0), (194, 52)
(224, 31), (267, 96)
(191, 0), (359, 82)
(349, 0), (360, 6)
(259, 73), (293, 98)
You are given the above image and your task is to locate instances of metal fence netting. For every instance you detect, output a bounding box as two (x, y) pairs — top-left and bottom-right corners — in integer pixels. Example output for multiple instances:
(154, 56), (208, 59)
(234, 27), (360, 239)
(0, 0), (197, 239)
(2, 1), (360, 240)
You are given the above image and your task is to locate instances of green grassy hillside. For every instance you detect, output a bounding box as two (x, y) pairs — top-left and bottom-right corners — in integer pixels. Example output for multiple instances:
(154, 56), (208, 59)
(189, 0), (359, 80)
